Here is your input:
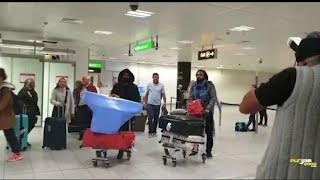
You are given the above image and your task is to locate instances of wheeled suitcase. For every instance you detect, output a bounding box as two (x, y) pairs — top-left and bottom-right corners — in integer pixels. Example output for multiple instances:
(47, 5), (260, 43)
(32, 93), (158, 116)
(235, 122), (248, 132)
(68, 116), (81, 133)
(42, 107), (66, 150)
(82, 129), (135, 150)
(131, 115), (147, 132)
(159, 115), (205, 137)
(6, 114), (29, 151)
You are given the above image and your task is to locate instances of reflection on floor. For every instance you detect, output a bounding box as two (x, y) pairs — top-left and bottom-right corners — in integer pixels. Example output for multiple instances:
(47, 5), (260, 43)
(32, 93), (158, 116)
(0, 106), (275, 179)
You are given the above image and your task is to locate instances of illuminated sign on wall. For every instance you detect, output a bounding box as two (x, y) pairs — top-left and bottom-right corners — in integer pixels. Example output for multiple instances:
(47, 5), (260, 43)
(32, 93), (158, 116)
(198, 49), (217, 60)
(88, 62), (102, 73)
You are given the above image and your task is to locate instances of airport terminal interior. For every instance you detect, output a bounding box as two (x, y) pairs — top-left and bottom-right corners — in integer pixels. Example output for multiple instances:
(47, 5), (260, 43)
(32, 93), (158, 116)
(0, 2), (319, 179)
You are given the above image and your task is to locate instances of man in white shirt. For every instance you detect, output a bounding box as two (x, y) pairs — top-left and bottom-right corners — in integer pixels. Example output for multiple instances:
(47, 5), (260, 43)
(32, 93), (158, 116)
(143, 73), (166, 137)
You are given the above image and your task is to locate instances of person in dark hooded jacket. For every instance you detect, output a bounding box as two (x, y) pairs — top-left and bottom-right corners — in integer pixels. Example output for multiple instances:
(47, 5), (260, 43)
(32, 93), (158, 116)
(110, 69), (141, 159)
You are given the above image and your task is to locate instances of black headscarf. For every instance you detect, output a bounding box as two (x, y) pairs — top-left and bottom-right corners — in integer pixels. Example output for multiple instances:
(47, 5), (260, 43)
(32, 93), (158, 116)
(111, 69), (140, 102)
(118, 68), (135, 84)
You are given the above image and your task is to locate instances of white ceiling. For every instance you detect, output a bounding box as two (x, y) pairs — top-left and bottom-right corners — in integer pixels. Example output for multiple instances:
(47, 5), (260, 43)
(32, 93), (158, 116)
(0, 2), (320, 73)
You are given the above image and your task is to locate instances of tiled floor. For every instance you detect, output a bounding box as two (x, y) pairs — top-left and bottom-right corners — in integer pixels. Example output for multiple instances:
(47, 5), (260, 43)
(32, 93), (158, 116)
(0, 106), (275, 179)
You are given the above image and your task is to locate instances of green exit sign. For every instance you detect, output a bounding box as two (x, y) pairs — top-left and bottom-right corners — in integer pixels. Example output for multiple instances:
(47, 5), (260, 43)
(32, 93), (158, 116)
(134, 40), (155, 52)
(88, 63), (102, 68)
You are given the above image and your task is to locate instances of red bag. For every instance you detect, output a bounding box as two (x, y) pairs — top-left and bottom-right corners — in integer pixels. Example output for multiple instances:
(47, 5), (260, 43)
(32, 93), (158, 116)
(82, 129), (135, 150)
(187, 99), (205, 117)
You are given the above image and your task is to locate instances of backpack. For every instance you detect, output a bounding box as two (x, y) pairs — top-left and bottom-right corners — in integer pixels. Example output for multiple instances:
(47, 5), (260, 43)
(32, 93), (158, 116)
(12, 92), (23, 115)
(235, 122), (248, 132)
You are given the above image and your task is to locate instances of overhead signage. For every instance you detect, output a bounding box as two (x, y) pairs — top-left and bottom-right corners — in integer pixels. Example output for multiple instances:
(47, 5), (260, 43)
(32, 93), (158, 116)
(198, 49), (217, 60)
(134, 40), (155, 52)
(88, 63), (102, 68)
(88, 62), (102, 73)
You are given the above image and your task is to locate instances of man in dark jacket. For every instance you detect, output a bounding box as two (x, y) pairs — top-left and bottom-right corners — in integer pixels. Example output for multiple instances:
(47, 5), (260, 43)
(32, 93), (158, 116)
(188, 69), (221, 158)
(18, 78), (40, 146)
(111, 69), (141, 159)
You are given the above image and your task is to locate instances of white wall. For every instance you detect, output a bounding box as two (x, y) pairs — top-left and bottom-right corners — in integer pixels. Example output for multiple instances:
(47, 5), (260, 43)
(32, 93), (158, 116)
(102, 61), (274, 105)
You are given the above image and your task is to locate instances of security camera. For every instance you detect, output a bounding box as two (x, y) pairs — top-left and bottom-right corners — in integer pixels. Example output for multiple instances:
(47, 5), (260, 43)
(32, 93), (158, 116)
(258, 58), (263, 64)
(129, 2), (139, 11)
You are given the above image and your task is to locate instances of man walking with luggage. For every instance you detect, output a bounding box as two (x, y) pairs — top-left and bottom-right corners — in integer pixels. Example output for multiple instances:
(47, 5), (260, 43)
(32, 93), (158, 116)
(189, 70), (221, 158)
(143, 73), (167, 138)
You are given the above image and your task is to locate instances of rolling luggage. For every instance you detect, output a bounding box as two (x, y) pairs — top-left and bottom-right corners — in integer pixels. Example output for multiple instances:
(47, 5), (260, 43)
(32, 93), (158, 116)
(235, 122), (248, 132)
(6, 114), (29, 151)
(42, 107), (66, 150)
(82, 129), (135, 150)
(131, 114), (147, 132)
(159, 115), (205, 137)
(68, 115), (81, 133)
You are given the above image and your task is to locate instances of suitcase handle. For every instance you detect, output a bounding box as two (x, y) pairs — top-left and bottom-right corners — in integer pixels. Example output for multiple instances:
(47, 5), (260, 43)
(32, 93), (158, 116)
(57, 106), (65, 119)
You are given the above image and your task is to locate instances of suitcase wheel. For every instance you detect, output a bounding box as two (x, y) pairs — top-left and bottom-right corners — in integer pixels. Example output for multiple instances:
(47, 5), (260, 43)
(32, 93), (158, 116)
(182, 150), (186, 158)
(127, 151), (131, 160)
(172, 159), (177, 167)
(92, 160), (98, 167)
(42, 146), (45, 149)
(6, 146), (9, 150)
(104, 162), (110, 168)
(202, 154), (206, 164)
(162, 157), (167, 165)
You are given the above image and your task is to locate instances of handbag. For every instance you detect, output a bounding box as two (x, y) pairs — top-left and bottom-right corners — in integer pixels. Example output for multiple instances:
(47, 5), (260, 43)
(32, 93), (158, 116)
(187, 99), (205, 117)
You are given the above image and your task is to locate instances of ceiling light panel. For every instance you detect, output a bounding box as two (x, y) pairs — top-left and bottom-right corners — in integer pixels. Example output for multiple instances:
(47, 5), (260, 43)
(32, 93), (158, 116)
(178, 40), (193, 44)
(94, 31), (113, 35)
(229, 26), (255, 32)
(125, 10), (155, 18)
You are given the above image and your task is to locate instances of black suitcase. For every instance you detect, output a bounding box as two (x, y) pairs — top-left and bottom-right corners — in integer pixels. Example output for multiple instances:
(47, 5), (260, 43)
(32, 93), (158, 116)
(42, 117), (67, 150)
(159, 115), (205, 137)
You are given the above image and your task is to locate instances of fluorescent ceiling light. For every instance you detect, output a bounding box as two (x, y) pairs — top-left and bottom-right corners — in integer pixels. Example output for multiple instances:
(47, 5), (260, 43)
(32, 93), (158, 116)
(170, 47), (182, 50)
(125, 10), (154, 18)
(109, 57), (117, 60)
(229, 26), (255, 32)
(178, 40), (193, 44)
(242, 47), (256, 50)
(0, 40), (44, 50)
(197, 65), (204, 68)
(88, 69), (94, 72)
(235, 53), (246, 56)
(0, 44), (44, 50)
(94, 31), (113, 35)
(28, 40), (42, 43)
(139, 61), (147, 64)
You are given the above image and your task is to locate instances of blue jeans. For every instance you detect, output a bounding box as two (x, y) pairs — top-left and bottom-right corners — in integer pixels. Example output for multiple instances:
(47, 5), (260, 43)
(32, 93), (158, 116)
(147, 104), (161, 134)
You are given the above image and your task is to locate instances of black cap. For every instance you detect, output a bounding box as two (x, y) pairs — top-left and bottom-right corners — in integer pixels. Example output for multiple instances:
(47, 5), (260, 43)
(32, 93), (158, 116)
(295, 38), (320, 62)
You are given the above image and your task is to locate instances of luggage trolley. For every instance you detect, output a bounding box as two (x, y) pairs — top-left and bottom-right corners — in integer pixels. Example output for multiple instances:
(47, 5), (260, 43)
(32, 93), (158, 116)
(82, 119), (135, 168)
(159, 114), (207, 167)
(80, 91), (142, 168)
(91, 148), (132, 168)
